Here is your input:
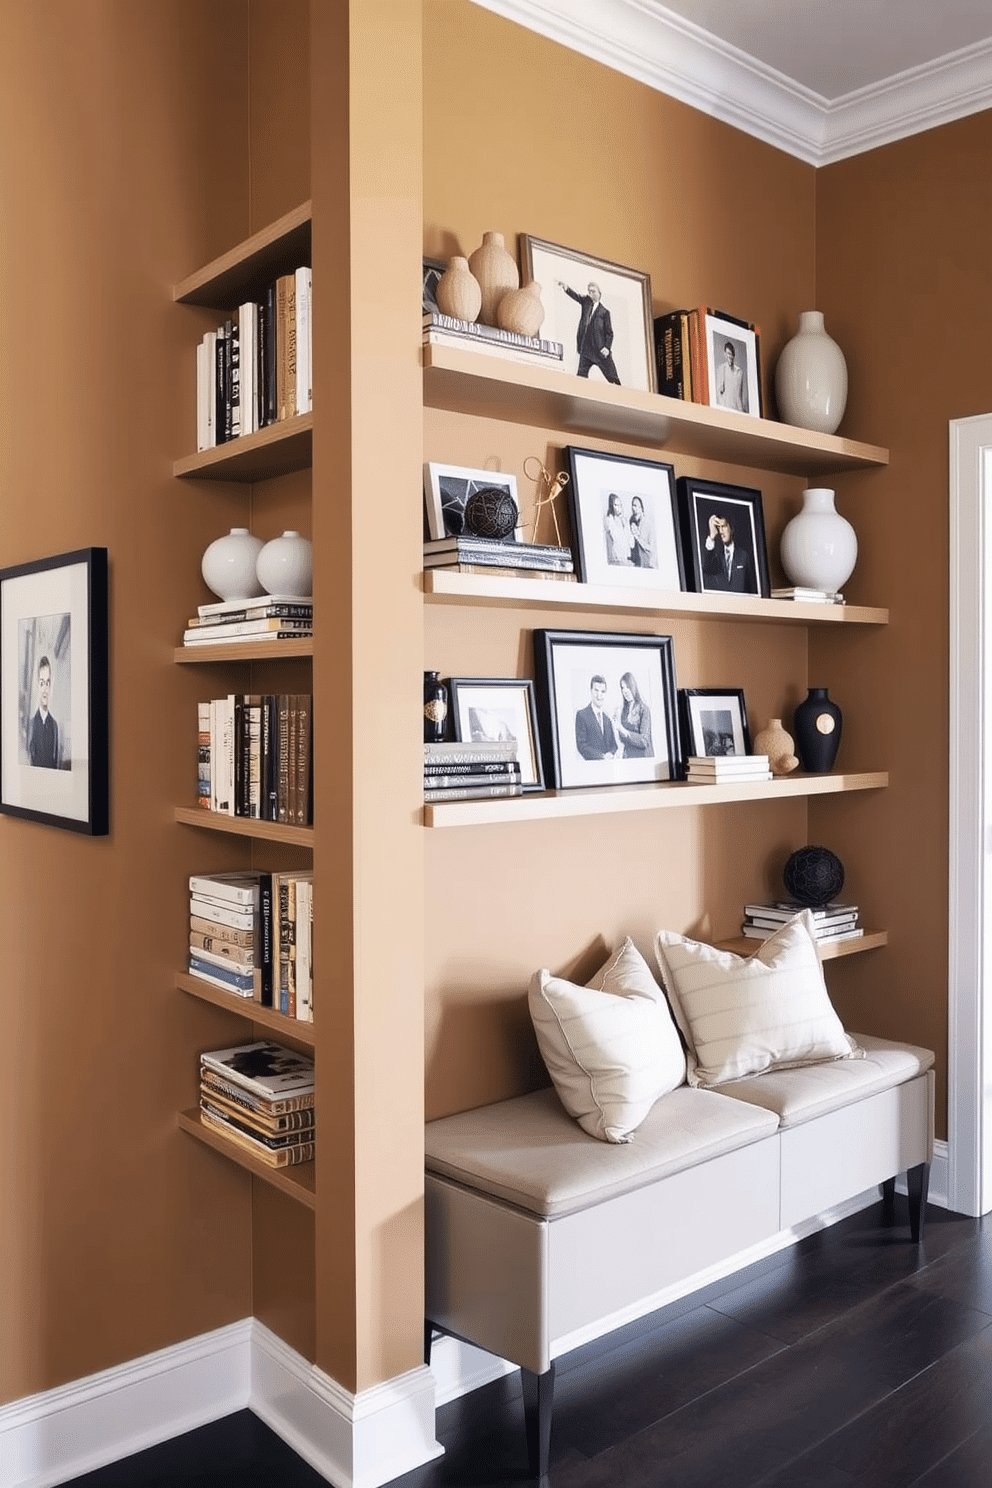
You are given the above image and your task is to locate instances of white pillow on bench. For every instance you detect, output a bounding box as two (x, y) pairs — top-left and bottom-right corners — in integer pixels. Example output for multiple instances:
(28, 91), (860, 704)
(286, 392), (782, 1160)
(529, 937), (686, 1144)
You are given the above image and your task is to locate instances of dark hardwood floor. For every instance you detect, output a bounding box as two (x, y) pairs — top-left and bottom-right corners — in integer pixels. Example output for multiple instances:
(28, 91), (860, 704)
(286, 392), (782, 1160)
(69, 1193), (992, 1488)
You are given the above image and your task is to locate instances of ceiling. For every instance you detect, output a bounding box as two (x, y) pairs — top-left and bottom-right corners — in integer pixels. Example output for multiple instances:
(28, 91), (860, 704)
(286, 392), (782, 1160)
(473, 0), (992, 163)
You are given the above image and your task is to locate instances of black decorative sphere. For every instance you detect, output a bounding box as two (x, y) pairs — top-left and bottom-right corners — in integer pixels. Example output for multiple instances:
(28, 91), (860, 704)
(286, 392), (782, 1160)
(463, 486), (518, 540)
(783, 846), (845, 907)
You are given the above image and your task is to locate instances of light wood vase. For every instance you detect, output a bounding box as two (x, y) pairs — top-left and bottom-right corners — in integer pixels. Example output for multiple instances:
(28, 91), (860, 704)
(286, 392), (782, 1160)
(496, 280), (545, 338)
(468, 230), (519, 326)
(434, 255), (482, 323)
(753, 718), (799, 776)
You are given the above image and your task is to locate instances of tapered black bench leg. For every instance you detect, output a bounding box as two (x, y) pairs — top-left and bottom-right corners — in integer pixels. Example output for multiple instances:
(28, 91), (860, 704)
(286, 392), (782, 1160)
(907, 1161), (931, 1244)
(521, 1362), (556, 1479)
(881, 1176), (896, 1207)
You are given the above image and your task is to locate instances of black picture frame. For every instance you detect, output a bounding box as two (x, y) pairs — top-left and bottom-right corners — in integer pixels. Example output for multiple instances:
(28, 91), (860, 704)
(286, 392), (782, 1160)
(676, 477), (770, 598)
(0, 547), (109, 834)
(448, 676), (545, 791)
(533, 629), (681, 790)
(564, 446), (684, 592)
(678, 687), (751, 762)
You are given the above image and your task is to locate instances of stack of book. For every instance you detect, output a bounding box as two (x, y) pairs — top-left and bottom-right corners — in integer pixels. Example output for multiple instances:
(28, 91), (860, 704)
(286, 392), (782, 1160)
(424, 739), (524, 802)
(182, 594), (313, 647)
(196, 265), (312, 450)
(653, 305), (755, 404)
(197, 692), (312, 825)
(741, 900), (863, 945)
(686, 754), (772, 783)
(188, 870), (314, 1020)
(199, 1040), (315, 1169)
(423, 309), (564, 368)
(423, 536), (575, 582)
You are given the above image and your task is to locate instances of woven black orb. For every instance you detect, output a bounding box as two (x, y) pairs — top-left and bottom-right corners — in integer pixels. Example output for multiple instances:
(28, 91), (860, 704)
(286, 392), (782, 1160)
(783, 846), (845, 907)
(463, 486), (518, 540)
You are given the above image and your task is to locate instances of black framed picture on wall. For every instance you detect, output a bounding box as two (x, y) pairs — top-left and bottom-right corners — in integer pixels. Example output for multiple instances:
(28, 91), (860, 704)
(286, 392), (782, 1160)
(676, 477), (770, 598)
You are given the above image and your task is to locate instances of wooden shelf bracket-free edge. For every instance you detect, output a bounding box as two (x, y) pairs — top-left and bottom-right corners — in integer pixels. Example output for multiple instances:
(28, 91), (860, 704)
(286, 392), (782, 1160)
(178, 1109), (315, 1209)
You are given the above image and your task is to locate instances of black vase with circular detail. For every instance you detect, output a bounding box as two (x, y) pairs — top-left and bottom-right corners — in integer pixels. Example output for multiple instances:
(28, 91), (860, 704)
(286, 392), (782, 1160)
(793, 687), (842, 772)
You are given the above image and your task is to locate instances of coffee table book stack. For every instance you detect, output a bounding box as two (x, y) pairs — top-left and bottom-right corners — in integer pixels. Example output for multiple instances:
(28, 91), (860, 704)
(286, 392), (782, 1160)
(741, 901), (863, 945)
(424, 739), (524, 802)
(686, 754), (772, 783)
(183, 593), (313, 647)
(199, 1040), (315, 1169)
(423, 536), (575, 582)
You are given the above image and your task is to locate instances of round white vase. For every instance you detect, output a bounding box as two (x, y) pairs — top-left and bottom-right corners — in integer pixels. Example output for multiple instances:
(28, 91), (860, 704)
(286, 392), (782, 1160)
(780, 488), (858, 593)
(201, 526), (265, 601)
(256, 530), (313, 597)
(775, 310), (848, 434)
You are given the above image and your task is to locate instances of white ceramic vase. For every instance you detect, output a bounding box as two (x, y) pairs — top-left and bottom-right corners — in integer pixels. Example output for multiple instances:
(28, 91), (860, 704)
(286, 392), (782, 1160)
(201, 526), (265, 601)
(780, 488), (858, 593)
(256, 530), (313, 597)
(775, 310), (848, 434)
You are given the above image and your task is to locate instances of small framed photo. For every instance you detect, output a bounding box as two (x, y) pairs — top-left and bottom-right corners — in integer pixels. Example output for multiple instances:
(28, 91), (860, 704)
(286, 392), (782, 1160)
(422, 255), (446, 315)
(703, 310), (761, 417)
(519, 235), (656, 393)
(565, 445), (684, 592)
(676, 477), (770, 598)
(533, 629), (681, 790)
(423, 462), (519, 542)
(0, 547), (109, 834)
(679, 688), (751, 760)
(449, 677), (545, 791)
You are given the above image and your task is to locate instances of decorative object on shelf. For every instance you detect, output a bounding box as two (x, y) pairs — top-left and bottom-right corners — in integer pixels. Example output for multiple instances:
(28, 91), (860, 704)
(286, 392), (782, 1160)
(522, 456), (568, 548)
(678, 688), (751, 761)
(201, 527), (265, 601)
(424, 671), (449, 744)
(752, 718), (799, 776)
(780, 487), (857, 595)
(675, 477), (771, 598)
(468, 231), (519, 326)
(533, 628), (681, 790)
(256, 530), (313, 597)
(774, 310), (848, 434)
(782, 845), (845, 907)
(496, 280), (545, 338)
(520, 233), (656, 393)
(0, 546), (109, 835)
(463, 487), (519, 541)
(434, 255), (482, 323)
(793, 687), (843, 772)
(700, 308), (762, 417)
(423, 461), (519, 542)
(448, 676), (545, 791)
(565, 446), (683, 593)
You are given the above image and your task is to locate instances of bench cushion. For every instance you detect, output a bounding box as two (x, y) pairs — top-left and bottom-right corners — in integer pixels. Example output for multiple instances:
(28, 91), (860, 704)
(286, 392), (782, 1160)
(715, 1033), (934, 1127)
(425, 1084), (779, 1220)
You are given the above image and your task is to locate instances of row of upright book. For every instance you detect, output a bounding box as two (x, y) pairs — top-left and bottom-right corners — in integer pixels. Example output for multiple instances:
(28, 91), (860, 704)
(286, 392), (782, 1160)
(196, 265), (312, 451)
(197, 693), (313, 826)
(199, 1040), (315, 1168)
(741, 900), (863, 945)
(424, 739), (524, 802)
(653, 305), (755, 405)
(189, 871), (314, 1020)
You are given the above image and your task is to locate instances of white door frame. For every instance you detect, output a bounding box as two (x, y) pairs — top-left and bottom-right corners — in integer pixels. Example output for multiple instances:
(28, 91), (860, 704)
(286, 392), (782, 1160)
(948, 413), (992, 1216)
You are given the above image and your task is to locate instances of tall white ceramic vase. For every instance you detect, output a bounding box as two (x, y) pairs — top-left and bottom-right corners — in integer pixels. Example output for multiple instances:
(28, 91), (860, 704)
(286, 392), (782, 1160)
(775, 310), (848, 434)
(780, 488), (858, 594)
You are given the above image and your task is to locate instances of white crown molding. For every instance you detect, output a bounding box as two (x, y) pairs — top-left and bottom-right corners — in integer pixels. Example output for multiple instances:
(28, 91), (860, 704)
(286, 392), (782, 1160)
(469, 0), (992, 164)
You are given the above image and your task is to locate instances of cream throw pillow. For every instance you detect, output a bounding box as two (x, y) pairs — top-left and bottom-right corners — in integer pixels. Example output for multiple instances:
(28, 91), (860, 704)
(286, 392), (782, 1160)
(654, 911), (860, 1089)
(529, 938), (687, 1144)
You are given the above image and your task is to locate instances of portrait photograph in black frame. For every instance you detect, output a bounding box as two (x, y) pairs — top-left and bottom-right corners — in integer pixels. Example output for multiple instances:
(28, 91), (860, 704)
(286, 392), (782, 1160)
(0, 547), (109, 835)
(448, 676), (545, 792)
(676, 477), (770, 598)
(532, 628), (681, 790)
(678, 687), (752, 761)
(564, 445), (684, 593)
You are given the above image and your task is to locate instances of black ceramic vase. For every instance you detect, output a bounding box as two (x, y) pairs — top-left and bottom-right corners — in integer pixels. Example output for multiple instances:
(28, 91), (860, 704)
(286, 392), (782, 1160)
(793, 687), (842, 771)
(423, 671), (448, 744)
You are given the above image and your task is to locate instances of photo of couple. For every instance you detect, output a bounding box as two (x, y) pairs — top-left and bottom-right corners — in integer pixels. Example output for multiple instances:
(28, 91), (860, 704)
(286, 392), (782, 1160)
(603, 491), (656, 570)
(574, 670), (653, 761)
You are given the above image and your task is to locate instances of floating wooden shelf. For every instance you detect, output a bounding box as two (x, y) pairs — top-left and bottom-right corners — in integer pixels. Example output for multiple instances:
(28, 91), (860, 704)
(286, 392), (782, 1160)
(422, 342), (889, 476)
(176, 972), (316, 1045)
(423, 771), (888, 828)
(178, 1109), (315, 1210)
(173, 412), (312, 482)
(174, 637), (313, 663)
(716, 930), (889, 960)
(173, 200), (312, 307)
(174, 805), (313, 847)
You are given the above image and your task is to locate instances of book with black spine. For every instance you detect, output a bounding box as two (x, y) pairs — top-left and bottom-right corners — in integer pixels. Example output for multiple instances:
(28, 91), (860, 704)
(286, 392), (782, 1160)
(423, 759), (519, 777)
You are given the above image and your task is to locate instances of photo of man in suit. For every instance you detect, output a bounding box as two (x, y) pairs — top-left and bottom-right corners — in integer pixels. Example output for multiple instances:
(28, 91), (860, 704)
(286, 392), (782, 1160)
(28, 653), (60, 769)
(700, 510), (758, 594)
(575, 675), (619, 759)
(557, 279), (621, 384)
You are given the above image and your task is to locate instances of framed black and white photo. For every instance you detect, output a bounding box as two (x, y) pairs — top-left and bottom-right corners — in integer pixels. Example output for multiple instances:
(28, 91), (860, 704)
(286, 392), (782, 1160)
(0, 547), (109, 834)
(565, 446), (684, 592)
(423, 462), (520, 543)
(676, 477), (770, 598)
(679, 688), (751, 760)
(519, 235), (656, 393)
(703, 310), (762, 417)
(449, 676), (544, 791)
(533, 629), (680, 790)
(422, 255), (446, 315)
